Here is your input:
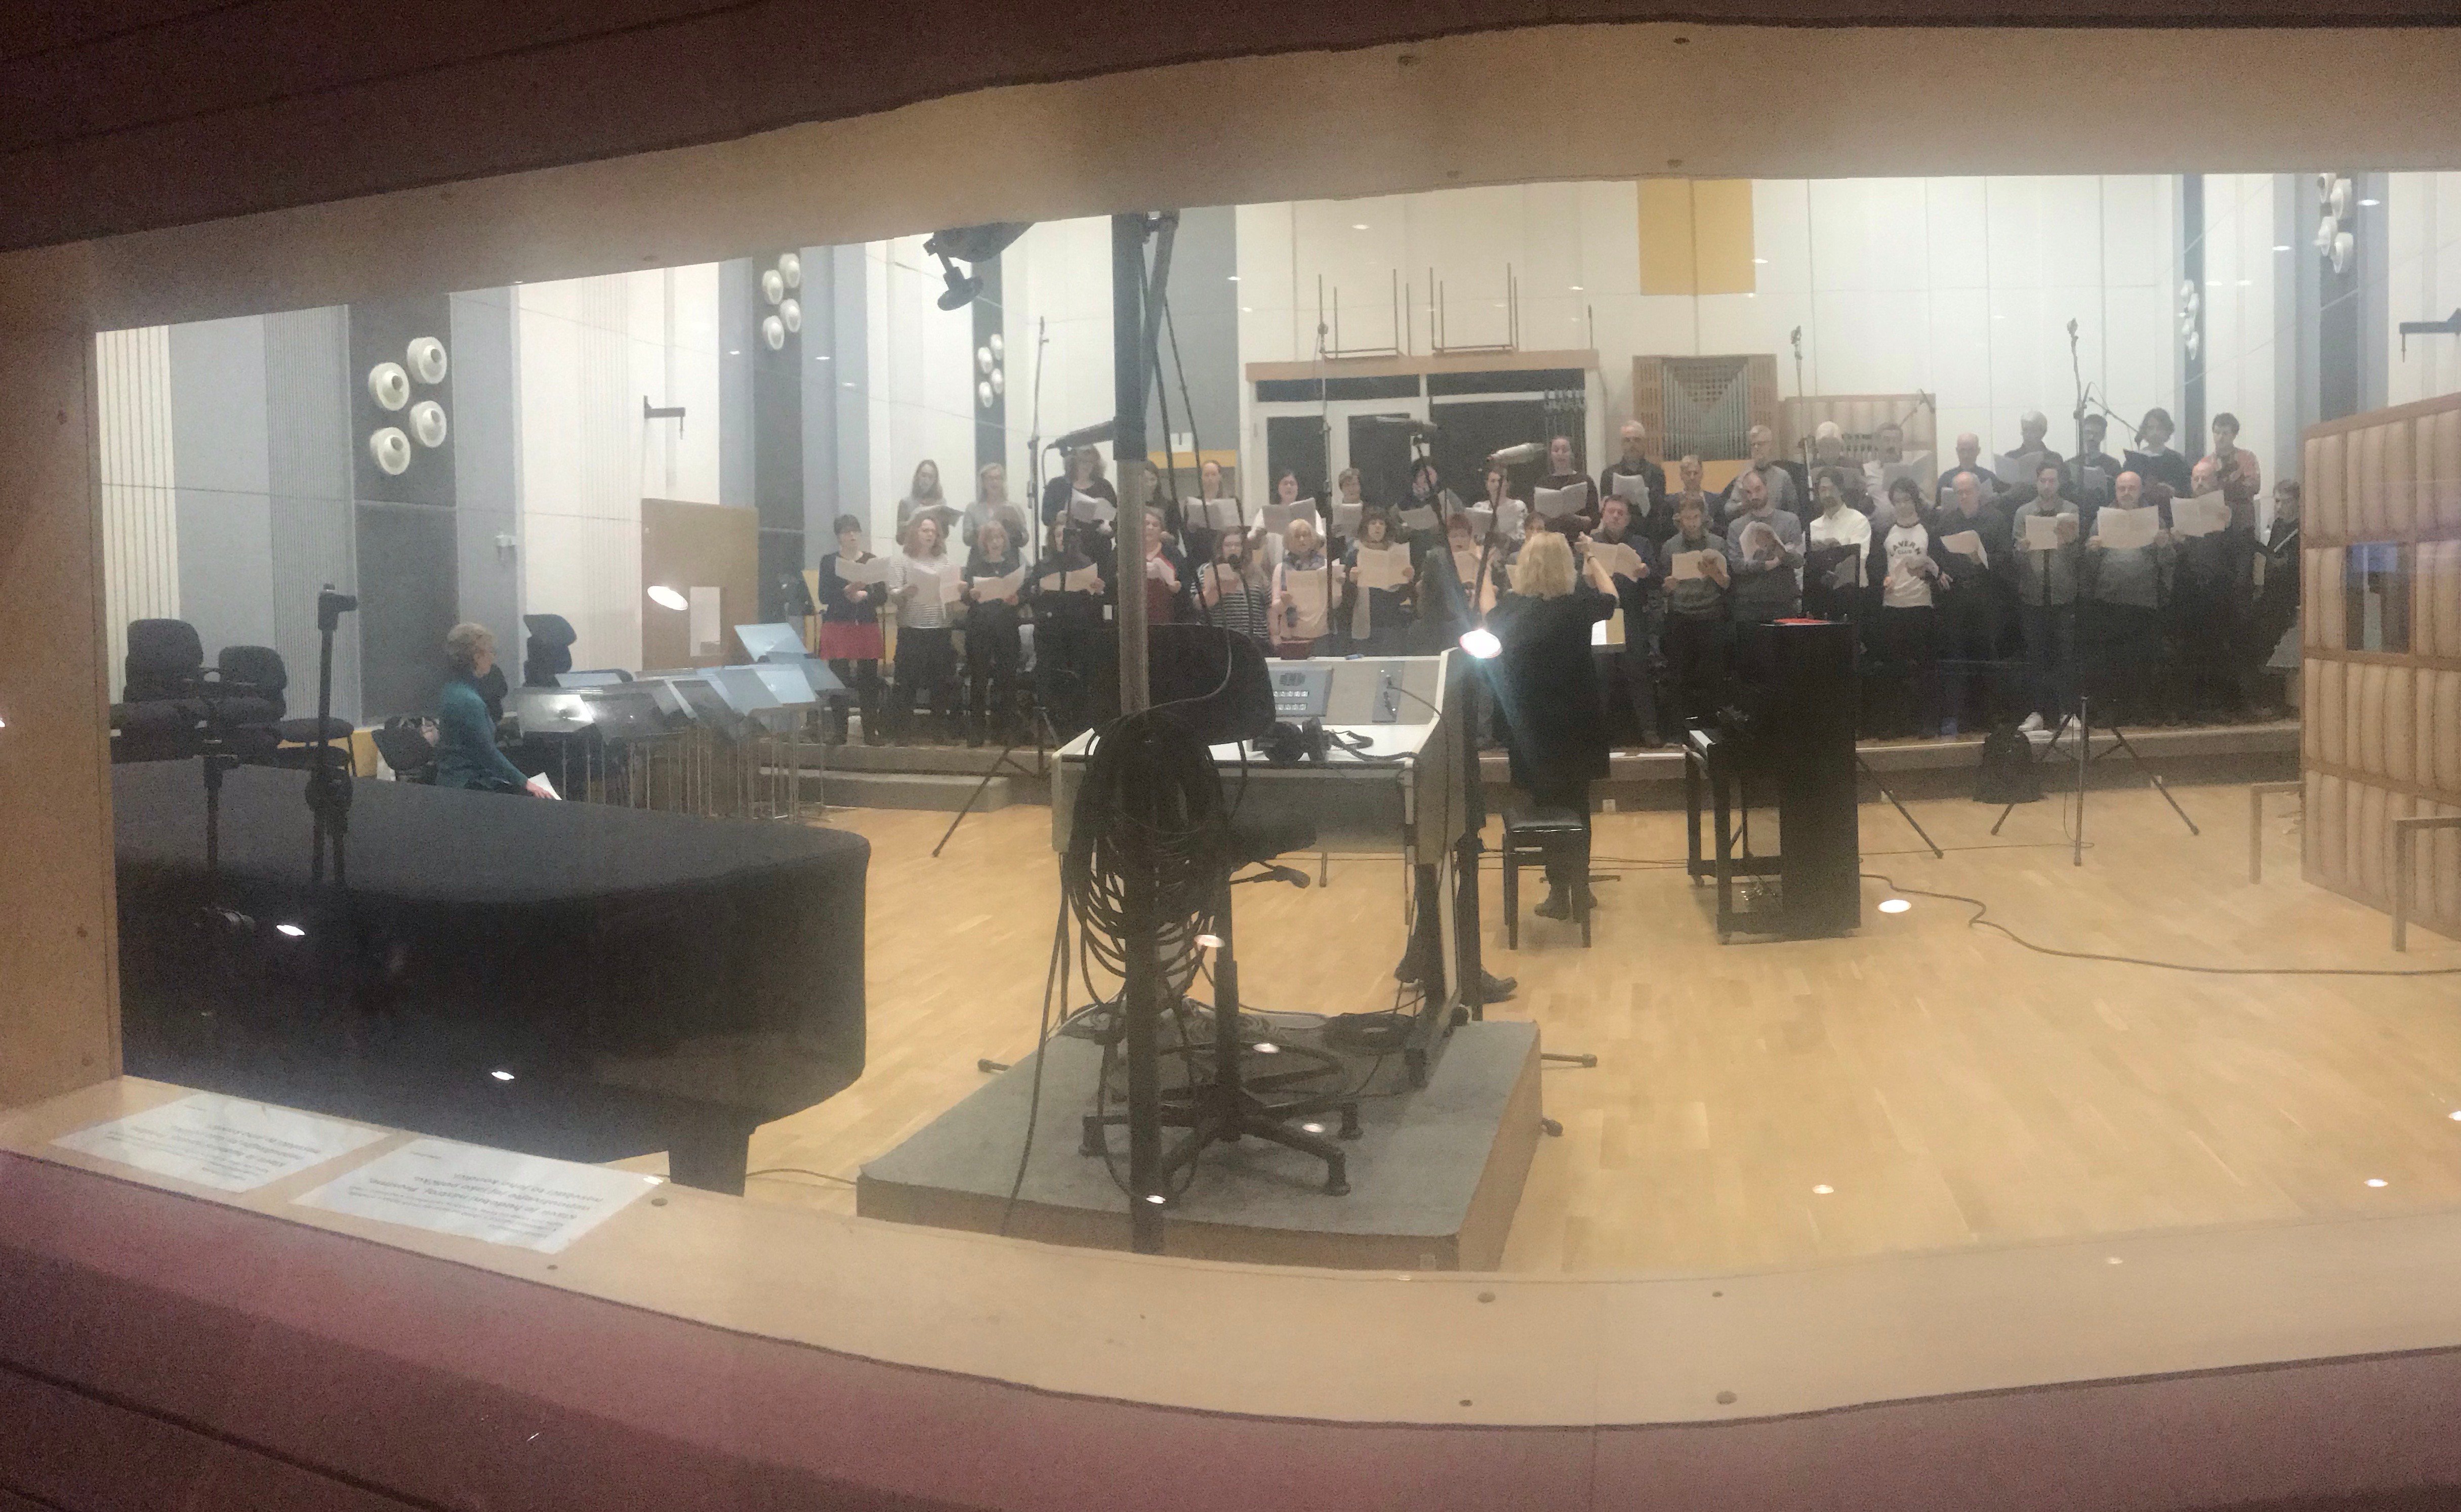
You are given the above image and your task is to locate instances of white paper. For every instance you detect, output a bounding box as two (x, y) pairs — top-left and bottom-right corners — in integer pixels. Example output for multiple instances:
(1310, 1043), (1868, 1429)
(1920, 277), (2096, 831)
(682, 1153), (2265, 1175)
(1039, 564), (1102, 594)
(1591, 607), (1626, 648)
(1942, 529), (1988, 566)
(1396, 504), (1439, 532)
(1331, 499), (1365, 536)
(54, 1091), (388, 1193)
(1736, 520), (1783, 563)
(1669, 549), (1713, 581)
(688, 586), (722, 656)
(971, 567), (1025, 602)
(1586, 540), (1645, 580)
(1190, 497), (1247, 531)
(295, 1137), (660, 1254)
(835, 554), (890, 586)
(1826, 555), (1861, 590)
(938, 570), (965, 605)
(1352, 543), (1411, 590)
(1281, 568), (1331, 628)
(1610, 472), (1651, 504)
(1458, 504), (1493, 541)
(1534, 484), (1587, 521)
(1068, 490), (1117, 526)
(2171, 491), (2231, 537)
(2021, 513), (2067, 551)
(525, 772), (561, 800)
(2096, 506), (2158, 551)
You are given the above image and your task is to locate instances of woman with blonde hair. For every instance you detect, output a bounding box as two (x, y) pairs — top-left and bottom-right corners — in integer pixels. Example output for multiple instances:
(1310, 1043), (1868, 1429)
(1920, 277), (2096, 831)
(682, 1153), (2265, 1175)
(1490, 530), (1617, 921)
(1268, 515), (1343, 658)
(895, 458), (954, 547)
(963, 460), (1029, 553)
(435, 623), (534, 793)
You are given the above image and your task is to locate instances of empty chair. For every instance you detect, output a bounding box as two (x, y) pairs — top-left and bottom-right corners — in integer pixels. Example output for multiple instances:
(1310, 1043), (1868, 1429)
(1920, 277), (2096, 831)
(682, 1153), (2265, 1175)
(213, 645), (289, 762)
(111, 619), (207, 762)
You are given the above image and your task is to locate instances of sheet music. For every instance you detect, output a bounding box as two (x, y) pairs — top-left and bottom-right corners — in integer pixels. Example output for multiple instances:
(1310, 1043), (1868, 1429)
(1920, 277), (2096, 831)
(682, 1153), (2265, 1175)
(1038, 564), (1103, 594)
(1190, 497), (1247, 531)
(1875, 458), (1931, 498)
(835, 554), (890, 586)
(1395, 503), (1438, 532)
(2021, 513), (2067, 551)
(1261, 502), (1321, 535)
(1281, 568), (1330, 628)
(1459, 504), (1493, 541)
(52, 1091), (387, 1193)
(1826, 554), (1861, 590)
(1068, 491), (1117, 526)
(2170, 491), (2231, 537)
(1534, 484), (1587, 521)
(1609, 472), (1651, 505)
(1668, 549), (1714, 581)
(1941, 529), (1988, 567)
(1735, 520), (1784, 563)
(2096, 506), (2158, 551)
(1331, 500), (1365, 537)
(1586, 540), (1645, 580)
(971, 567), (1024, 602)
(1352, 543), (1411, 590)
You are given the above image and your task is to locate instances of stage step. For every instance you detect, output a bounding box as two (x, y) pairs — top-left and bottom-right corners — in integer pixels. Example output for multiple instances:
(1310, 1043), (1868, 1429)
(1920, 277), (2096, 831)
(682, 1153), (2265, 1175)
(796, 768), (1014, 813)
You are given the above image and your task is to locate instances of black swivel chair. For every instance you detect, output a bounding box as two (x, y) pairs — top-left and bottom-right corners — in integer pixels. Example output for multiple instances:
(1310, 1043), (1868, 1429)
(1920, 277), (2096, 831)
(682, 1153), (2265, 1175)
(213, 645), (290, 763)
(523, 613), (578, 688)
(111, 619), (208, 763)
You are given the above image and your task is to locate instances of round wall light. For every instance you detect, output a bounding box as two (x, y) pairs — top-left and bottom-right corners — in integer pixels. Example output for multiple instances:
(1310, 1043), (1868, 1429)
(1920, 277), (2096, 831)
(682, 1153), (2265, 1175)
(780, 298), (802, 334)
(778, 251), (802, 288)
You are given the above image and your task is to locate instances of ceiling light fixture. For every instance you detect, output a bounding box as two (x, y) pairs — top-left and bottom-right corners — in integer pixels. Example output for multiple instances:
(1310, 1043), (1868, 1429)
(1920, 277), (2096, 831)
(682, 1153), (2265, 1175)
(2365, 1178), (2389, 1188)
(275, 922), (306, 937)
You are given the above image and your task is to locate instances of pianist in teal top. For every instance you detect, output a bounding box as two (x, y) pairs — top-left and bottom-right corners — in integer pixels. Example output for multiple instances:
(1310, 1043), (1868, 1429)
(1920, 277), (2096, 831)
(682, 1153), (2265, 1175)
(436, 622), (531, 793)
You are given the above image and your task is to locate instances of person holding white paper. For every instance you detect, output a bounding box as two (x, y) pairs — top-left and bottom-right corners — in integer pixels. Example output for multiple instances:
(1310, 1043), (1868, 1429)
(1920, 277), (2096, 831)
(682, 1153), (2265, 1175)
(959, 517), (1026, 746)
(1200, 529), (1272, 648)
(1442, 511), (1503, 622)
(2082, 472), (2176, 727)
(1269, 517), (1343, 657)
(1181, 456), (1239, 563)
(1934, 471), (2015, 736)
(962, 461), (1029, 554)
(1599, 420), (1668, 534)
(1536, 434), (1600, 536)
(1656, 493), (1731, 728)
(894, 458), (957, 548)
(1138, 506), (1188, 626)
(1587, 493), (1662, 746)
(1934, 432), (2000, 515)
(1804, 468), (1873, 626)
(1341, 507), (1414, 653)
(1479, 461), (1530, 549)
(2176, 413), (2264, 722)
(1250, 469), (1321, 574)
(1724, 424), (1803, 522)
(1329, 468), (1369, 548)
(818, 513), (888, 744)
(890, 515), (961, 741)
(1721, 468), (1806, 635)
(2008, 458), (2082, 731)
(1865, 478), (1954, 737)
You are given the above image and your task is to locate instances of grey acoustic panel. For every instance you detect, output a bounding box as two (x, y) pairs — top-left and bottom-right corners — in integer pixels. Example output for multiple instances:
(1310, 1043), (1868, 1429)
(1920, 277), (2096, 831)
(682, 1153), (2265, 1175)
(355, 502), (459, 720)
(800, 243), (843, 548)
(721, 258), (757, 511)
(265, 305), (361, 724)
(169, 315), (277, 660)
(450, 289), (520, 647)
(752, 247), (804, 535)
(350, 295), (457, 507)
(1145, 204), (1240, 457)
(759, 527), (807, 623)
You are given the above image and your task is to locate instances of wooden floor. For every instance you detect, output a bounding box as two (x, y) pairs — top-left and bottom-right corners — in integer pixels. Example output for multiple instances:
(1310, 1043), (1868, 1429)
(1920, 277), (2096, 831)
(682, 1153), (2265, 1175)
(736, 782), (2461, 1274)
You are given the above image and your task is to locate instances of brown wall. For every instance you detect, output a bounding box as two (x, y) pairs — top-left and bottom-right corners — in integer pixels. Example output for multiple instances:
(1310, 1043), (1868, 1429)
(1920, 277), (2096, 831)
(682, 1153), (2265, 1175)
(2302, 395), (2461, 939)
(640, 499), (759, 671)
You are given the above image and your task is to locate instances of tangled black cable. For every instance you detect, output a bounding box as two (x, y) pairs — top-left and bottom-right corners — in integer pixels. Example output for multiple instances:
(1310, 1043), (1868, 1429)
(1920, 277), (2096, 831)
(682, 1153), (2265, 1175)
(1061, 705), (1230, 987)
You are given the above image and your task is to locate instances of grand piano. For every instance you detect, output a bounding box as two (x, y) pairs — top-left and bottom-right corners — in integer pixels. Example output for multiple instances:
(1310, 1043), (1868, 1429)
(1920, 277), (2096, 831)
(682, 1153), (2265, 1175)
(111, 760), (868, 1192)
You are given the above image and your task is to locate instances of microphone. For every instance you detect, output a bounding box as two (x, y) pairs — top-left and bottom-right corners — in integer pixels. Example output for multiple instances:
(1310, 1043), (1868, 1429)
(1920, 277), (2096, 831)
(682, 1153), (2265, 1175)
(1487, 441), (1544, 466)
(1359, 414), (1442, 438)
(1047, 419), (1116, 451)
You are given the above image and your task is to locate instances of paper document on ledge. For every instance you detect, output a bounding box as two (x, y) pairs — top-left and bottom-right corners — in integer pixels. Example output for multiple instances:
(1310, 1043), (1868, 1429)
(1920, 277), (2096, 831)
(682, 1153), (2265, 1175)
(2096, 506), (2158, 551)
(295, 1138), (661, 1254)
(1534, 484), (1587, 521)
(2021, 514), (2066, 551)
(53, 1091), (388, 1193)
(2170, 491), (2231, 537)
(1352, 543), (1411, 590)
(1941, 529), (1988, 566)
(1068, 491), (1116, 526)
(835, 554), (889, 586)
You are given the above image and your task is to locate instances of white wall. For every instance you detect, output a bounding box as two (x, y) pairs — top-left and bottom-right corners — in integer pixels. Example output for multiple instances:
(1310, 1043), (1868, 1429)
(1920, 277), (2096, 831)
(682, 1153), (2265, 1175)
(856, 235), (980, 544)
(2198, 173), (2286, 488)
(1236, 176), (2183, 478)
(1000, 217), (1116, 517)
(2385, 172), (2461, 410)
(515, 264), (723, 671)
(94, 326), (179, 700)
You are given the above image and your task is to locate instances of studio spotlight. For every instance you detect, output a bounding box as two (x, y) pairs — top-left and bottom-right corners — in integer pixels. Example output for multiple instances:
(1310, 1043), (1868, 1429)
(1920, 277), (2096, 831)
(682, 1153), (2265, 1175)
(936, 259), (984, 312)
(923, 222), (1032, 311)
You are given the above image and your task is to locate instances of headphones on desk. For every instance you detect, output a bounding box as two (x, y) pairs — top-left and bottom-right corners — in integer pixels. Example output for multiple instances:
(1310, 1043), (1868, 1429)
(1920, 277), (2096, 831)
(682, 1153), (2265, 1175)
(1259, 718), (1329, 766)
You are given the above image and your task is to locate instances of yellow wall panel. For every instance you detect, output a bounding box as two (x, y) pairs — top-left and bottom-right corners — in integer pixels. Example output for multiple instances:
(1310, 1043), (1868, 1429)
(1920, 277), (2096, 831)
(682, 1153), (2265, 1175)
(1637, 179), (1696, 296)
(1690, 179), (1757, 297)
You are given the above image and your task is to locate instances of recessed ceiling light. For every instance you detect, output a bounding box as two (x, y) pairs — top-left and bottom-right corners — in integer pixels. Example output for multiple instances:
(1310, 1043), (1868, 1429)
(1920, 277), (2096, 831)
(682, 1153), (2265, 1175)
(1752, 258), (1768, 265)
(490, 1069), (516, 1082)
(2366, 1178), (2389, 1188)
(1570, 284), (1584, 291)
(1301, 1122), (1326, 1134)
(1352, 223), (1369, 231)
(1254, 1042), (1280, 1055)
(275, 922), (306, 937)
(2273, 244), (2292, 253)
(1144, 1192), (1167, 1204)
(1878, 898), (1911, 915)
(2360, 198), (2381, 207)
(1811, 1184), (1834, 1195)
(2106, 1256), (2123, 1265)
(1227, 275), (1240, 282)
(2447, 1111), (2461, 1121)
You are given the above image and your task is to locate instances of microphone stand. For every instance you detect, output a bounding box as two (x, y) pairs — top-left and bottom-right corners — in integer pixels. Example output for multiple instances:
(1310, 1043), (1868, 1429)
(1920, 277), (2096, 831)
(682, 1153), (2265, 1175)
(306, 586), (358, 887)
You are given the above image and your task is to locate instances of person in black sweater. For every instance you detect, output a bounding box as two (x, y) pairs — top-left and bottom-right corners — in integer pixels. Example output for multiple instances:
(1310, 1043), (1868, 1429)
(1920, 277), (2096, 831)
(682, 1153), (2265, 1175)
(1536, 433), (1602, 537)
(1932, 471), (2017, 735)
(2244, 477), (2303, 718)
(1487, 531), (1618, 921)
(1584, 491), (1663, 747)
(1599, 420), (1669, 529)
(958, 516), (1026, 747)
(815, 513), (887, 745)
(1029, 517), (1112, 742)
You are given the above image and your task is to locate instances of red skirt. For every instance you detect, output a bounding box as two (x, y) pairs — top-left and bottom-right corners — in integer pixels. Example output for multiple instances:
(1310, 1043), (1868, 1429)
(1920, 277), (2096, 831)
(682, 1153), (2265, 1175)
(815, 621), (883, 661)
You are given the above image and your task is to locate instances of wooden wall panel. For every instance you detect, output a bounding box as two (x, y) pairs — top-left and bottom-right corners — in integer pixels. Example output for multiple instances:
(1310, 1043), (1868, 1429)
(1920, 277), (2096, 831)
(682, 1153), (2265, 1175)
(2430, 407), (2461, 535)
(2385, 418), (2417, 539)
(2315, 657), (2346, 769)
(2353, 425), (2384, 538)
(2421, 539), (2460, 659)
(2308, 435), (2344, 540)
(2307, 547), (2344, 651)
(2428, 669), (2461, 797)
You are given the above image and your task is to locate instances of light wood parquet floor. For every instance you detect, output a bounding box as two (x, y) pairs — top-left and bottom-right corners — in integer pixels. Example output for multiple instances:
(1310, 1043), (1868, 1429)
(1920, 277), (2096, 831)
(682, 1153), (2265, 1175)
(735, 784), (2461, 1274)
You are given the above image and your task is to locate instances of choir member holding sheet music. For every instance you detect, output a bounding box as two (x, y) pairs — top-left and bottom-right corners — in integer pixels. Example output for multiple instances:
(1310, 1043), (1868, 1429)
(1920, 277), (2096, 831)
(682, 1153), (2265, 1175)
(963, 462), (1030, 553)
(1330, 468), (1369, 550)
(1250, 469), (1321, 574)
(1997, 411), (2059, 501)
(1342, 506), (1415, 654)
(1474, 461), (1529, 551)
(2072, 414), (2125, 518)
(1200, 529), (1273, 649)
(1138, 506), (1189, 625)
(1656, 492), (1731, 729)
(2008, 458), (2083, 732)
(1934, 471), (2015, 736)
(1724, 425), (1803, 522)
(1804, 468), (1873, 629)
(1934, 433), (1999, 515)
(1721, 469), (1806, 686)
(1397, 457), (1462, 548)
(1865, 478), (1954, 738)
(817, 514), (888, 746)
(1269, 516), (1343, 658)
(1585, 493), (1662, 746)
(1031, 518), (1112, 740)
(959, 516), (1027, 747)
(1443, 511), (1503, 623)
(1041, 445), (1119, 536)
(2123, 407), (2194, 497)
(1535, 434), (1601, 536)
(1809, 423), (1867, 513)
(2082, 471), (2175, 729)
(1599, 421), (1669, 532)
(2173, 416), (2262, 722)
(1182, 456), (1240, 566)
(1864, 423), (1934, 516)
(2246, 479), (2302, 718)
(890, 514), (962, 741)
(896, 459), (960, 548)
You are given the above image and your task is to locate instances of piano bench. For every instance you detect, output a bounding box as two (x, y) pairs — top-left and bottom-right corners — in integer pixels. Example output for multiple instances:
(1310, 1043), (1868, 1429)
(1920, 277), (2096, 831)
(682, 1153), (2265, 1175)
(1501, 805), (1591, 949)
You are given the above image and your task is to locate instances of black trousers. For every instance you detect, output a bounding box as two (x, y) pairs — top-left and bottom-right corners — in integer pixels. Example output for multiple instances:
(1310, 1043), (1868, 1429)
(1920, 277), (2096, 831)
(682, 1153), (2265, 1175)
(965, 614), (1021, 735)
(2082, 601), (2163, 727)
(892, 626), (958, 736)
(1036, 615), (1109, 741)
(825, 657), (882, 740)
(1869, 605), (1941, 735)
(1524, 776), (1592, 888)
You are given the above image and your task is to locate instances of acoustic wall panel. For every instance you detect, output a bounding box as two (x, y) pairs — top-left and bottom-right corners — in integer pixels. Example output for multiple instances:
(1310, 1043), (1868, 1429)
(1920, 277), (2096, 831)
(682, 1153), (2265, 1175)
(2302, 390), (2461, 941)
(265, 306), (361, 725)
(354, 502), (458, 721)
(94, 326), (179, 700)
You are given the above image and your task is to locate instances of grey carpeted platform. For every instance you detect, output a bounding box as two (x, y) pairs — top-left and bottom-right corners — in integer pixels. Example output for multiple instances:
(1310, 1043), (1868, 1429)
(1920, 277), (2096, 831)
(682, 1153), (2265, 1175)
(858, 1020), (1542, 1270)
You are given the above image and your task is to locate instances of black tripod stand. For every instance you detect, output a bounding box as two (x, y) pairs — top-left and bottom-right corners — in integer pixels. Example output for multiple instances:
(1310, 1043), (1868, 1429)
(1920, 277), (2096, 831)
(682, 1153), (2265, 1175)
(933, 688), (1062, 857)
(305, 587), (358, 886)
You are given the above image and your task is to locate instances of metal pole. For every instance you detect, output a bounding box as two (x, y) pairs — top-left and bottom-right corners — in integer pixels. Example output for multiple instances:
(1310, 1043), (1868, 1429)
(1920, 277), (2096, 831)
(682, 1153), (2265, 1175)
(1111, 211), (1163, 1253)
